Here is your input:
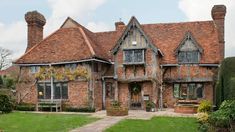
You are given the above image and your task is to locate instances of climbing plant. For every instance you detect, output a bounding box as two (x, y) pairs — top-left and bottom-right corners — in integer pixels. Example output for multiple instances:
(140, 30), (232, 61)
(34, 66), (89, 81)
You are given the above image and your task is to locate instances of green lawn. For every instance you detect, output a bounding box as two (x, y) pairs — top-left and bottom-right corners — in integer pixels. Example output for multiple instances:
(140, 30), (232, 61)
(106, 116), (198, 132)
(0, 112), (99, 132)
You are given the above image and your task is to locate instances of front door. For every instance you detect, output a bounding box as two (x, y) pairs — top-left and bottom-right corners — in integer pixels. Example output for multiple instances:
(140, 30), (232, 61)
(129, 83), (142, 109)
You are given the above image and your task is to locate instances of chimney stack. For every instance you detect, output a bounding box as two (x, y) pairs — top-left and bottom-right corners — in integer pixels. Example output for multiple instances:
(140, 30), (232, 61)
(25, 11), (46, 52)
(115, 21), (125, 31)
(211, 5), (226, 60)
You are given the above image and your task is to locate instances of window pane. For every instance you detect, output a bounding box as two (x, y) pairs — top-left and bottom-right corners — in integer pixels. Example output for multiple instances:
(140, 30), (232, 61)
(54, 83), (61, 99)
(196, 84), (203, 98)
(188, 83), (196, 99)
(37, 84), (44, 99)
(62, 83), (68, 99)
(134, 50), (143, 62)
(124, 51), (133, 62)
(173, 84), (180, 98)
(180, 84), (187, 99)
(178, 51), (199, 63)
(45, 84), (51, 99)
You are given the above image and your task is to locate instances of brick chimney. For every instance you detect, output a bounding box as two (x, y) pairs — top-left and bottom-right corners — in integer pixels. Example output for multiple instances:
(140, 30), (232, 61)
(25, 11), (46, 52)
(115, 21), (125, 31)
(211, 5), (226, 60)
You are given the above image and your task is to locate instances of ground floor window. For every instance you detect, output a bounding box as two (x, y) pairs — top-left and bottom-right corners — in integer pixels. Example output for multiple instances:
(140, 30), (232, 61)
(173, 83), (204, 99)
(37, 82), (68, 99)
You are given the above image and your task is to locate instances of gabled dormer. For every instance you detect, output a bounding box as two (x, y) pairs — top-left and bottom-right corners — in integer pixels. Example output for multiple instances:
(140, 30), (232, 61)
(175, 32), (203, 64)
(111, 16), (162, 65)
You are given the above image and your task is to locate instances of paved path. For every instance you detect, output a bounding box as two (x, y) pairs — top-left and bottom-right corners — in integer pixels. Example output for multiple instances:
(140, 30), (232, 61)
(70, 117), (124, 132)
(69, 109), (197, 132)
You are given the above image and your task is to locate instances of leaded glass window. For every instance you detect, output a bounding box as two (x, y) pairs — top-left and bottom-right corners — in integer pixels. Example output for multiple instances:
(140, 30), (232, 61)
(124, 49), (144, 64)
(173, 83), (204, 99)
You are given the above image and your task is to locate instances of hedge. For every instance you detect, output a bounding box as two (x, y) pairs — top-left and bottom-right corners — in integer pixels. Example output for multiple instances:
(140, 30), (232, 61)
(216, 57), (235, 106)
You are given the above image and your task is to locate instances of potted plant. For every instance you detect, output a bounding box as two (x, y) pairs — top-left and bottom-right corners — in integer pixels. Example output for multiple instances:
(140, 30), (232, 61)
(146, 101), (155, 112)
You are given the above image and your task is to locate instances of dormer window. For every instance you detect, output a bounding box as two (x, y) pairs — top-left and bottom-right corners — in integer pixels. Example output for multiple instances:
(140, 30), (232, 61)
(124, 49), (145, 64)
(175, 32), (203, 64)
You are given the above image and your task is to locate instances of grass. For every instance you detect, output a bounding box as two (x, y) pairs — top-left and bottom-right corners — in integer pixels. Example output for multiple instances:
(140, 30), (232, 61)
(0, 112), (99, 132)
(105, 116), (198, 132)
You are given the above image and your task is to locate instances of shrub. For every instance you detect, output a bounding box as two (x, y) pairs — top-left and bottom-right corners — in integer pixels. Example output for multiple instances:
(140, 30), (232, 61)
(16, 103), (35, 111)
(198, 123), (210, 132)
(208, 100), (235, 128)
(0, 94), (13, 113)
(216, 57), (235, 106)
(197, 100), (212, 113)
(111, 100), (121, 108)
(64, 107), (95, 112)
(197, 112), (209, 123)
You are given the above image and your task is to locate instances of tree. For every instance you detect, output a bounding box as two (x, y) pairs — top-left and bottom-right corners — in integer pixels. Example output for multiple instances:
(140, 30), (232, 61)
(0, 47), (12, 70)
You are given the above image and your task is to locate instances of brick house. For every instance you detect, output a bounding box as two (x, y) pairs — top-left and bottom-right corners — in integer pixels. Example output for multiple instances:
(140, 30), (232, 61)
(14, 5), (226, 111)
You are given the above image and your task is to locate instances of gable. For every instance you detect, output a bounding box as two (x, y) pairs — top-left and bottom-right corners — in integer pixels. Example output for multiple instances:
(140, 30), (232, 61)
(60, 17), (79, 28)
(175, 32), (203, 55)
(111, 16), (160, 55)
(121, 25), (148, 49)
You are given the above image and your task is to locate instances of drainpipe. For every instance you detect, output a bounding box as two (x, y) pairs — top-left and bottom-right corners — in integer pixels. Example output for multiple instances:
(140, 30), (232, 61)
(50, 64), (54, 101)
(159, 65), (163, 111)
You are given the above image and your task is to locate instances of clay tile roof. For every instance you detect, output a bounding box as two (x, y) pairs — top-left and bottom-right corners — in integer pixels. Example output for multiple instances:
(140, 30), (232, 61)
(15, 18), (220, 64)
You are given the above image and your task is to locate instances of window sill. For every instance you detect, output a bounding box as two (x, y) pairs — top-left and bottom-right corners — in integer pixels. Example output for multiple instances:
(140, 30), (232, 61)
(123, 62), (145, 65)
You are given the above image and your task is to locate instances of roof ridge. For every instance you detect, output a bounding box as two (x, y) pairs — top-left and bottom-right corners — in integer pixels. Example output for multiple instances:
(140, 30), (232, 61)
(78, 27), (95, 56)
(14, 28), (61, 64)
(141, 20), (213, 26)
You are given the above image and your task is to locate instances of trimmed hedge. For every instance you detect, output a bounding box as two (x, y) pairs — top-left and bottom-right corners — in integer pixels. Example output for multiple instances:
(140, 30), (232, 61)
(64, 107), (95, 112)
(16, 103), (36, 111)
(0, 94), (13, 113)
(216, 57), (235, 106)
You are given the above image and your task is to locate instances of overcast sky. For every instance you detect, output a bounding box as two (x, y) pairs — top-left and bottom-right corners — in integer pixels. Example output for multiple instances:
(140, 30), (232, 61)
(0, 0), (234, 59)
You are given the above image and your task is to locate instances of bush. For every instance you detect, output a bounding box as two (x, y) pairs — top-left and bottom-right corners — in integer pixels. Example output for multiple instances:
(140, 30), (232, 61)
(0, 94), (13, 113)
(197, 112), (209, 123)
(111, 100), (121, 108)
(198, 123), (210, 132)
(197, 100), (212, 113)
(64, 107), (95, 112)
(16, 103), (35, 111)
(208, 100), (235, 128)
(216, 57), (235, 106)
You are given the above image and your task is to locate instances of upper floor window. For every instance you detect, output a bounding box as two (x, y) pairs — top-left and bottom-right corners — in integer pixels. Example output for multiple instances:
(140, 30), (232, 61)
(30, 66), (40, 73)
(176, 32), (203, 64)
(124, 49), (144, 64)
(178, 51), (199, 63)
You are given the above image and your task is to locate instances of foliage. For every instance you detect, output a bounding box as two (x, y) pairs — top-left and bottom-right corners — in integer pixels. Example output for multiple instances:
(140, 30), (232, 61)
(197, 100), (212, 113)
(208, 100), (235, 128)
(64, 107), (95, 112)
(198, 123), (210, 132)
(130, 83), (141, 94)
(34, 66), (89, 81)
(146, 101), (155, 109)
(106, 117), (198, 132)
(111, 100), (121, 108)
(0, 112), (99, 132)
(197, 112), (209, 124)
(0, 76), (3, 87)
(0, 94), (13, 113)
(15, 103), (35, 111)
(216, 57), (235, 106)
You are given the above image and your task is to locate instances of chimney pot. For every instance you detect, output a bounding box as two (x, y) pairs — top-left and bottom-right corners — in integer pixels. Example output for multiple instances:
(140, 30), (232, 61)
(211, 5), (226, 20)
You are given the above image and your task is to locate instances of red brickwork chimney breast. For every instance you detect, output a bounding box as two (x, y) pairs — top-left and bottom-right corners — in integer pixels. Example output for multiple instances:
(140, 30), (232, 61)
(115, 21), (125, 31)
(211, 5), (226, 60)
(25, 11), (46, 52)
